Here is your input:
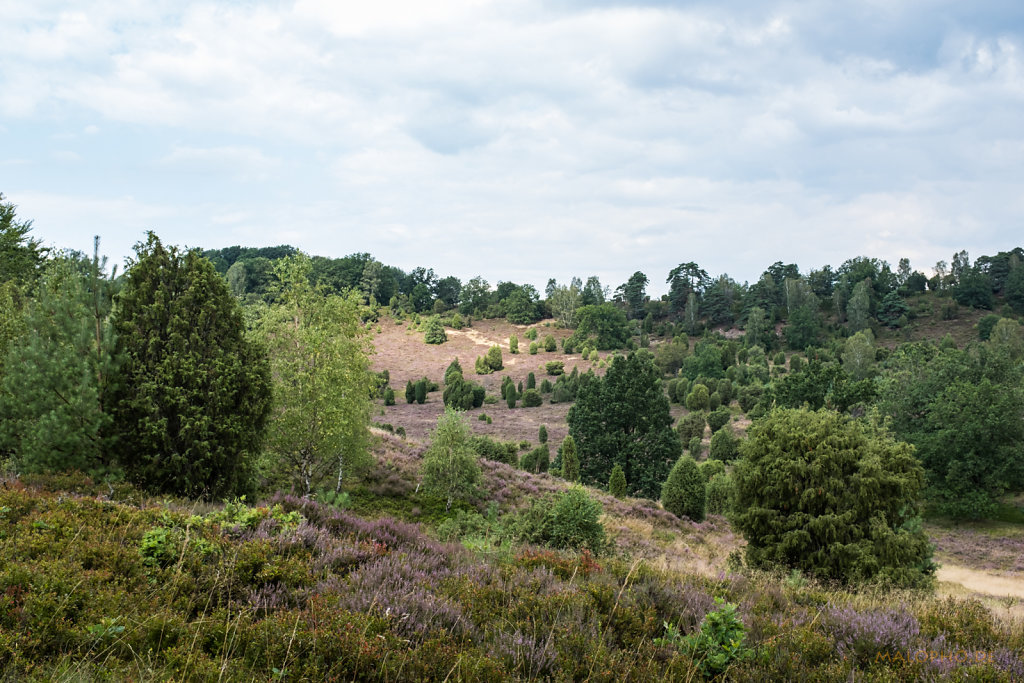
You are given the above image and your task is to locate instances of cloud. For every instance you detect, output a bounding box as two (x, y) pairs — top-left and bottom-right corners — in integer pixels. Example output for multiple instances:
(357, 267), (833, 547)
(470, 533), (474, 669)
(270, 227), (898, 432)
(2, 0), (1023, 291)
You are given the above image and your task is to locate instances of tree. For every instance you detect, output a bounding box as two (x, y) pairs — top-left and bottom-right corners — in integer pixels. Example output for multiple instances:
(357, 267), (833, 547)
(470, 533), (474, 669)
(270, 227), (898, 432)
(568, 351), (681, 499)
(842, 329), (876, 380)
(405, 380), (415, 404)
(538, 425), (548, 443)
(561, 435), (580, 482)
(743, 307), (768, 348)
(509, 334), (519, 354)
(260, 254), (376, 494)
(1006, 266), (1024, 314)
(0, 193), (46, 285)
(732, 408), (935, 587)
(415, 378), (428, 404)
(608, 464), (627, 498)
(570, 303), (630, 350)
(617, 271), (649, 319)
(420, 407), (480, 512)
(846, 279), (871, 332)
(709, 427), (738, 462)
(667, 262), (710, 314)
(661, 455), (705, 521)
(549, 281), (582, 328)
(109, 233), (271, 498)
(0, 246), (120, 476)
(784, 304), (821, 350)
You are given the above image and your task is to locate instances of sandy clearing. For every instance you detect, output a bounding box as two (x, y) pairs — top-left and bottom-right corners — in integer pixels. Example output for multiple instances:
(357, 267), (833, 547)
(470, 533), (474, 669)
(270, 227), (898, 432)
(937, 564), (1024, 600)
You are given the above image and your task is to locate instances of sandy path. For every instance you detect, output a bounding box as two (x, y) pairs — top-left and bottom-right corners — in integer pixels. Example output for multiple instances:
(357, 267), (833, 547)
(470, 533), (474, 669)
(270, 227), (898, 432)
(937, 564), (1024, 599)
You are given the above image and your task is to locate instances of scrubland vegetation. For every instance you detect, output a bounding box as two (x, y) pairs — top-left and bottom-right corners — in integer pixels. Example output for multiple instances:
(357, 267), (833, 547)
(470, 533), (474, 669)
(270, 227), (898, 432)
(2, 193), (1024, 680)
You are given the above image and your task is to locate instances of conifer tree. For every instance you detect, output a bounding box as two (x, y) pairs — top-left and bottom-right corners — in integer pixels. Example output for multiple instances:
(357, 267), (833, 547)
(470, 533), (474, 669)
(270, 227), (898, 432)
(110, 233), (271, 498)
(538, 424), (548, 443)
(561, 435), (580, 482)
(405, 379), (415, 404)
(661, 455), (706, 521)
(608, 464), (627, 498)
(0, 245), (120, 476)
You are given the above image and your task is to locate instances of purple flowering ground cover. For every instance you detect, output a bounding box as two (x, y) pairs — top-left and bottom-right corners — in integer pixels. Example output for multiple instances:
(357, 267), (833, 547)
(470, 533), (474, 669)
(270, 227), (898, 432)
(2, 466), (1024, 681)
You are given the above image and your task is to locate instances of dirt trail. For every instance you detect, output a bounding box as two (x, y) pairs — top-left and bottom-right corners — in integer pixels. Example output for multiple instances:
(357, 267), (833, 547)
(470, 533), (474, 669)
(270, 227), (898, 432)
(937, 564), (1024, 600)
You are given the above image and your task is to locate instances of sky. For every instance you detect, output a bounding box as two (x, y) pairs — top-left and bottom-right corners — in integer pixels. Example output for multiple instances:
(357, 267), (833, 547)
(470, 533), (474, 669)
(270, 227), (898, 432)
(2, 0), (1023, 296)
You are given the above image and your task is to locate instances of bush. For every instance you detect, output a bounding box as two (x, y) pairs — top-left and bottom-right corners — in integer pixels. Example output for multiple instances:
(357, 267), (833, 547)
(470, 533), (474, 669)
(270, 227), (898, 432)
(538, 425), (548, 443)
(529, 342), (539, 355)
(685, 384), (710, 411)
(485, 345), (503, 371)
(545, 360), (565, 376)
(699, 459), (726, 482)
(539, 378), (552, 393)
(773, 351), (786, 366)
(384, 387), (395, 406)
(505, 487), (606, 553)
(706, 407), (731, 434)
(506, 390), (516, 409)
(705, 473), (733, 516)
(737, 385), (761, 413)
(589, 349), (599, 362)
(423, 316), (447, 344)
(519, 445), (549, 473)
(550, 383), (573, 404)
(561, 435), (579, 482)
(509, 334), (519, 354)
(708, 391), (721, 410)
(681, 598), (753, 677)
(475, 355), (492, 375)
(405, 380), (415, 404)
(709, 427), (738, 462)
(543, 335), (557, 352)
(689, 436), (703, 458)
(521, 389), (543, 407)
(717, 379), (733, 405)
(789, 355), (803, 373)
(525, 328), (538, 340)
(733, 408), (935, 587)
(677, 412), (706, 442)
(414, 379), (427, 404)
(661, 456), (705, 521)
(608, 464), (627, 498)
(977, 314), (1001, 341)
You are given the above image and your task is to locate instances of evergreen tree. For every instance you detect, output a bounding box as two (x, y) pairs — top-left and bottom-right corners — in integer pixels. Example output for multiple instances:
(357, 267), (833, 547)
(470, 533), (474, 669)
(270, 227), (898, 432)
(661, 455), (706, 521)
(608, 464), (627, 498)
(405, 379), (415, 404)
(0, 247), (120, 476)
(415, 378), (428, 404)
(260, 254), (376, 494)
(109, 233), (271, 498)
(423, 315), (447, 344)
(538, 424), (548, 443)
(509, 334), (519, 354)
(733, 408), (934, 587)
(420, 407), (480, 512)
(568, 351), (680, 499)
(527, 372), (536, 390)
(709, 426), (739, 462)
(561, 435), (580, 482)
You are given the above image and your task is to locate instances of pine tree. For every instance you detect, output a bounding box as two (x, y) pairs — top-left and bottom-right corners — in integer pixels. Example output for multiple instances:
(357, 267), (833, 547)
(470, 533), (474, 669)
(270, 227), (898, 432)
(661, 455), (706, 521)
(109, 233), (271, 498)
(0, 247), (120, 476)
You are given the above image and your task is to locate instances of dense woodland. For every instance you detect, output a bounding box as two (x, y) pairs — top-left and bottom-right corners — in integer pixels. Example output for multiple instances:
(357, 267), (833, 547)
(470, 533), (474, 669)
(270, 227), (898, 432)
(2, 191), (1024, 680)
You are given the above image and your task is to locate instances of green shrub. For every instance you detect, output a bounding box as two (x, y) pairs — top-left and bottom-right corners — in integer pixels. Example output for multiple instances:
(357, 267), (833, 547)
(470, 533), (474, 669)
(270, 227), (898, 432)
(774, 351), (786, 366)
(588, 349), (599, 362)
(545, 360), (564, 375)
(540, 378), (553, 393)
(525, 328), (538, 340)
(529, 342), (539, 355)
(509, 334), (519, 354)
(685, 384), (710, 411)
(561, 435), (579, 482)
(661, 456), (705, 521)
(699, 459), (726, 482)
(737, 385), (761, 413)
(689, 436), (703, 458)
(708, 391), (721, 410)
(526, 372), (536, 389)
(608, 464), (627, 498)
(405, 380), (415, 404)
(789, 355), (803, 373)
(705, 473), (733, 515)
(485, 345), (503, 371)
(414, 379), (427, 404)
(543, 335), (557, 352)
(383, 387), (395, 406)
(519, 445), (549, 473)
(521, 389), (543, 407)
(681, 598), (753, 677)
(709, 427), (738, 462)
(538, 425), (548, 443)
(506, 390), (516, 409)
(423, 316), (447, 344)
(677, 412), (706, 442)
(717, 379), (733, 405)
(707, 407), (731, 433)
(506, 487), (605, 553)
